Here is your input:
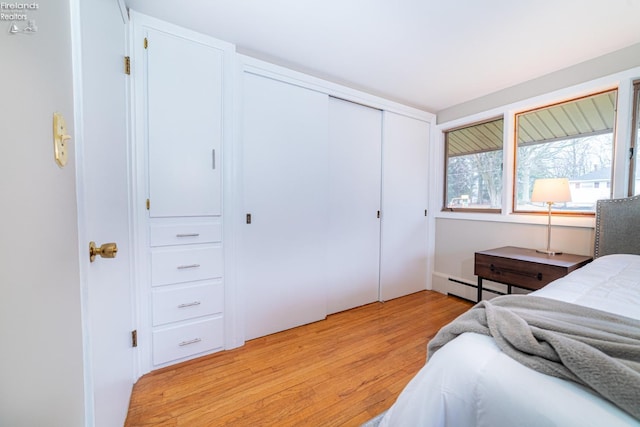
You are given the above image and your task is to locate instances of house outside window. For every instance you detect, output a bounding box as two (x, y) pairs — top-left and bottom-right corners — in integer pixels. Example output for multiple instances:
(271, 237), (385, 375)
(514, 90), (617, 214)
(443, 117), (503, 212)
(569, 167), (612, 205)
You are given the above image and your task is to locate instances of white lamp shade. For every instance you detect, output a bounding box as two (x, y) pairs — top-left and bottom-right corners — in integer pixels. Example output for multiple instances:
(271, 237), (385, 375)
(531, 178), (572, 203)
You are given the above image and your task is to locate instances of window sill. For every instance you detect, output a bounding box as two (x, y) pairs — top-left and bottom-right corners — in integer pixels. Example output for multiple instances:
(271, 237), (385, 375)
(434, 210), (595, 229)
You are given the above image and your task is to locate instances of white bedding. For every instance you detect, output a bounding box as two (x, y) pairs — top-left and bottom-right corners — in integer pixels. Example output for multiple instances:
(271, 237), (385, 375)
(380, 254), (640, 427)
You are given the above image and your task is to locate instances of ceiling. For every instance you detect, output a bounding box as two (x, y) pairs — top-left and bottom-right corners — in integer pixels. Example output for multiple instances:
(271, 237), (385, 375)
(124, 0), (640, 113)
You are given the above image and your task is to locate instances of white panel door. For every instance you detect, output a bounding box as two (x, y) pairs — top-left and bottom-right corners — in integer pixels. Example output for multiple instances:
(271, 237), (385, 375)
(380, 112), (430, 301)
(147, 29), (223, 217)
(327, 97), (382, 314)
(242, 73), (329, 340)
(79, 2), (133, 426)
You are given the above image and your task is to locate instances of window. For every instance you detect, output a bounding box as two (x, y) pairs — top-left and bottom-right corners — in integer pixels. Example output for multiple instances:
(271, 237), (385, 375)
(514, 90), (617, 213)
(630, 80), (640, 196)
(444, 118), (503, 212)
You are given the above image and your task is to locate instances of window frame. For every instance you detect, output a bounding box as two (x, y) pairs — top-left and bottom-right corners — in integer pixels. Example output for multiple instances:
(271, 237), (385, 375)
(511, 89), (618, 216)
(629, 80), (640, 196)
(434, 70), (639, 227)
(442, 116), (504, 214)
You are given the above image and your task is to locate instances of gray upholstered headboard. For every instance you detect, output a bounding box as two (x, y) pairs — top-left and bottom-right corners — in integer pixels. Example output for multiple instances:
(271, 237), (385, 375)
(594, 195), (640, 258)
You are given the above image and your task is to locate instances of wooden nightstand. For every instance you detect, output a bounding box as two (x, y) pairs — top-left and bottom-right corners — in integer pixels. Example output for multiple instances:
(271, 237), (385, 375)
(474, 246), (592, 302)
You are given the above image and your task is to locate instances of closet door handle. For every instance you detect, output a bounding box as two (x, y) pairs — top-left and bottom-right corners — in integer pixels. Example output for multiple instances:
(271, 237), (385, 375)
(212, 149), (216, 170)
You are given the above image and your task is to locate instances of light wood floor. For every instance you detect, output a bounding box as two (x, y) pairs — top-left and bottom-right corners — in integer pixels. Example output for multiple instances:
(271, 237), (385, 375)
(125, 290), (472, 427)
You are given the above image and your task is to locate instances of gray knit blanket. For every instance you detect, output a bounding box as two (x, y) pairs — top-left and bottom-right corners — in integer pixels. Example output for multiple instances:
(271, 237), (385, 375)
(427, 295), (640, 419)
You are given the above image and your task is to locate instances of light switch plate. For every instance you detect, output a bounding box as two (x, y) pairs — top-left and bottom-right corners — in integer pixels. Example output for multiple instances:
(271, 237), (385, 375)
(53, 112), (70, 168)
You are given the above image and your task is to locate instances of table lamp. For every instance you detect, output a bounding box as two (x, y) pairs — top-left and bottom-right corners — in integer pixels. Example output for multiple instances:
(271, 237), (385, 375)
(531, 177), (571, 255)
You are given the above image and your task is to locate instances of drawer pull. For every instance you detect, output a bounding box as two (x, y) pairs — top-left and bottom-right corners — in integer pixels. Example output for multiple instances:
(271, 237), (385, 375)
(489, 264), (543, 281)
(176, 233), (200, 238)
(178, 337), (202, 347)
(177, 264), (201, 270)
(177, 301), (201, 309)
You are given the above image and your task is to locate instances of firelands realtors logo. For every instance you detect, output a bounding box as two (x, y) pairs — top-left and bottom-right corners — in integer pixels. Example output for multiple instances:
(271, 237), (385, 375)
(2, 2), (39, 35)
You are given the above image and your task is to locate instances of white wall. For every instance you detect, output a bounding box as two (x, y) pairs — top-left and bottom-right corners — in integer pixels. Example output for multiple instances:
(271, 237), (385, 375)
(432, 218), (593, 300)
(431, 54), (640, 301)
(438, 42), (640, 123)
(0, 0), (86, 425)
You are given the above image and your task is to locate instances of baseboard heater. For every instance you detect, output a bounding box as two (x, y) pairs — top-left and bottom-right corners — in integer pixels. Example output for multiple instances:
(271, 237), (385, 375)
(447, 277), (505, 302)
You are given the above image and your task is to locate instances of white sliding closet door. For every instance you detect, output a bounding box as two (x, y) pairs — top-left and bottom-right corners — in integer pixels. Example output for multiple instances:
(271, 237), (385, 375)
(380, 112), (430, 301)
(327, 97), (382, 314)
(241, 73), (329, 340)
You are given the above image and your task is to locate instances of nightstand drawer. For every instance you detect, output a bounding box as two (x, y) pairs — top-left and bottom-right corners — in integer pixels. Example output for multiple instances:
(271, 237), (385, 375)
(474, 246), (592, 302)
(475, 253), (564, 290)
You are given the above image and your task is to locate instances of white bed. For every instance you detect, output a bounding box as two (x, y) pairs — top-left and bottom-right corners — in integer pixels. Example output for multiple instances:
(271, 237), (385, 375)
(380, 196), (640, 427)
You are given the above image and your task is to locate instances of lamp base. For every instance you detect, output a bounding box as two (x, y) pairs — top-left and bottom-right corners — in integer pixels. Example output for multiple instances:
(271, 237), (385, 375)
(536, 248), (563, 256)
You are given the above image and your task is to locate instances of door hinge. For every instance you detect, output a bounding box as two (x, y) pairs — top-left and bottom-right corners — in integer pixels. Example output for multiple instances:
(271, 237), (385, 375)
(146, 199), (150, 210)
(144, 37), (148, 49)
(131, 330), (138, 348)
(124, 56), (131, 75)
(631, 146), (635, 160)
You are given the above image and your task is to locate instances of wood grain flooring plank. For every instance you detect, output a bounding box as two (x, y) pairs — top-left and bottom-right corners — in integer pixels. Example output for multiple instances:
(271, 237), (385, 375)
(125, 290), (471, 426)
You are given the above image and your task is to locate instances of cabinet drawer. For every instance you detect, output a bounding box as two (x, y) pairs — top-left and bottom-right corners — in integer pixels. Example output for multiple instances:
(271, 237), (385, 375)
(151, 245), (223, 286)
(153, 317), (224, 366)
(152, 281), (224, 326)
(150, 221), (222, 247)
(475, 253), (566, 291)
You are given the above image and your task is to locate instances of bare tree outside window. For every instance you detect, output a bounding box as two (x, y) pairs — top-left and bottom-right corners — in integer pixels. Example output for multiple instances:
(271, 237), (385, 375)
(444, 118), (503, 212)
(514, 90), (617, 213)
(443, 90), (622, 215)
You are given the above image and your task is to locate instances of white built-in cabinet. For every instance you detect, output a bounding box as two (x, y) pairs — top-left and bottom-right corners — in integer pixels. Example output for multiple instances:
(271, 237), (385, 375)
(131, 14), (433, 369)
(146, 30), (223, 218)
(132, 14), (233, 370)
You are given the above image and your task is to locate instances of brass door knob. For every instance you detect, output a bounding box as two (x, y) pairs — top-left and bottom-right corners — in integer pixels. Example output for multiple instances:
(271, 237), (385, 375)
(89, 241), (118, 262)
